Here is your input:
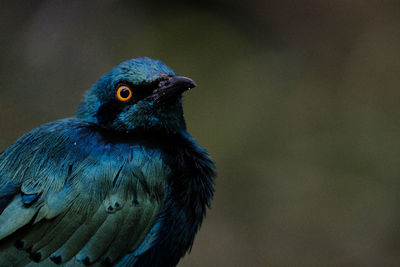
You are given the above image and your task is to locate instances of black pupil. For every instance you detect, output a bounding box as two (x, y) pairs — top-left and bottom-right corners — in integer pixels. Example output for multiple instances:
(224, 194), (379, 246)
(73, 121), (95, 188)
(120, 88), (130, 99)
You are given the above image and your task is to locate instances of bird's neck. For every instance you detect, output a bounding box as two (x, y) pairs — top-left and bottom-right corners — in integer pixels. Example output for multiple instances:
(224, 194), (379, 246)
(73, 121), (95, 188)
(77, 99), (187, 134)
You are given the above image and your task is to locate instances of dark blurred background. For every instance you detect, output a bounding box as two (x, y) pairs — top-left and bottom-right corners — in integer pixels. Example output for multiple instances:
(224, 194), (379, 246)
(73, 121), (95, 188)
(1, 1), (400, 266)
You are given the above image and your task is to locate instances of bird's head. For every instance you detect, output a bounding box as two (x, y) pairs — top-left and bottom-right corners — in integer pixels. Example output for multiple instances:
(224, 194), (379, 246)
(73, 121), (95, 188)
(77, 57), (196, 133)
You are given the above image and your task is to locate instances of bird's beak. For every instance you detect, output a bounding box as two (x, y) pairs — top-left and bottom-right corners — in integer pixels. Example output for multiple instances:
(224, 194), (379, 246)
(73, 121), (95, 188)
(151, 76), (197, 103)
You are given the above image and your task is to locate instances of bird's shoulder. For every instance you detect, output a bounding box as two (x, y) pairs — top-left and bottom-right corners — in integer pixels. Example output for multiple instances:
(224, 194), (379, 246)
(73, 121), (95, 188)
(0, 117), (170, 188)
(0, 118), (171, 266)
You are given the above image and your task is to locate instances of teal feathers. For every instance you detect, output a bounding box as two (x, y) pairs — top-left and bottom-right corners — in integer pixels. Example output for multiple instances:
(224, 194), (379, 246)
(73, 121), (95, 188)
(0, 58), (215, 266)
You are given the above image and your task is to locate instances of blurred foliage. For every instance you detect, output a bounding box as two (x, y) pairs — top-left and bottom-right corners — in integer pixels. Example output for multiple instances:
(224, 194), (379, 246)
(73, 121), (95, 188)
(1, 0), (400, 266)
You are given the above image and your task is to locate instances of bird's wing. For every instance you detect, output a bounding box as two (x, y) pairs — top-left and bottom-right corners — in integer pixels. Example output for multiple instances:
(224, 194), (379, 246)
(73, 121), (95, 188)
(0, 119), (169, 266)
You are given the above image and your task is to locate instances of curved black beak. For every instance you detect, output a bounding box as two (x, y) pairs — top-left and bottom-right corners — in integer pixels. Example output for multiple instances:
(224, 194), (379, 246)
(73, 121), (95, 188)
(170, 76), (197, 89)
(159, 76), (197, 92)
(151, 76), (197, 103)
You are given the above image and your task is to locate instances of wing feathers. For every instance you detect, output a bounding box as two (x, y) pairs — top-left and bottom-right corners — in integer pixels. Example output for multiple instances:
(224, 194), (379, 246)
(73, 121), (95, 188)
(33, 210), (86, 262)
(50, 205), (108, 264)
(128, 198), (157, 251)
(12, 216), (60, 252)
(75, 205), (127, 264)
(100, 202), (144, 263)
(0, 195), (38, 240)
(0, 119), (169, 265)
(31, 211), (70, 252)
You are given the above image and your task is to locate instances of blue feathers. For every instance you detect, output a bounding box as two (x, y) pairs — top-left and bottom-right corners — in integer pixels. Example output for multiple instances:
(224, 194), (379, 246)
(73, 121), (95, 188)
(21, 193), (39, 207)
(76, 57), (181, 132)
(0, 58), (215, 266)
(0, 182), (19, 214)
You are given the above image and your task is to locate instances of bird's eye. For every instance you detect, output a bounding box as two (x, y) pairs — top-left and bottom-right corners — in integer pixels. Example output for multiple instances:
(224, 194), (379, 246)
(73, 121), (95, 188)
(116, 86), (133, 102)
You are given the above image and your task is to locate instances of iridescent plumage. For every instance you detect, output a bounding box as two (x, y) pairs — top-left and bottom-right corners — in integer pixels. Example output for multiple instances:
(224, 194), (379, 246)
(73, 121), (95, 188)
(0, 58), (215, 266)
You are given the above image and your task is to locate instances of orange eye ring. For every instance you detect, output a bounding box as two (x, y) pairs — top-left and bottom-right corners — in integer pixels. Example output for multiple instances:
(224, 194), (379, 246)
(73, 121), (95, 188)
(117, 86), (133, 102)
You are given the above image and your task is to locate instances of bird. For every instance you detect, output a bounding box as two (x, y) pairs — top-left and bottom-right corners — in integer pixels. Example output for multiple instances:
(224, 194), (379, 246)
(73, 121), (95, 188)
(0, 57), (216, 267)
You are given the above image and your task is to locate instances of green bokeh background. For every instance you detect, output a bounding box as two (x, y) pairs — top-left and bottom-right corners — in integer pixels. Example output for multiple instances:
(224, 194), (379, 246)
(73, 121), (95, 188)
(1, 1), (400, 266)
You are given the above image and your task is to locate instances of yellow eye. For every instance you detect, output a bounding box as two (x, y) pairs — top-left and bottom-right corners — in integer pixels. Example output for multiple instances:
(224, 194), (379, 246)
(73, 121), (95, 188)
(117, 86), (132, 102)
